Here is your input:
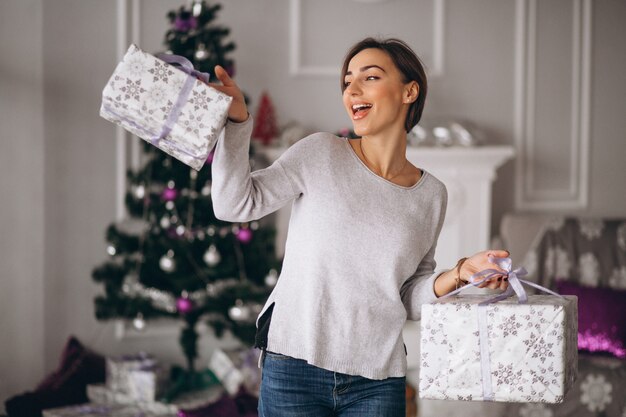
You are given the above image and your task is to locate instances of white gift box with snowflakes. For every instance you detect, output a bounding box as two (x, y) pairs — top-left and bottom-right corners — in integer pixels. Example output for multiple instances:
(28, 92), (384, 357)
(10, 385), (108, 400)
(419, 294), (578, 403)
(100, 44), (232, 171)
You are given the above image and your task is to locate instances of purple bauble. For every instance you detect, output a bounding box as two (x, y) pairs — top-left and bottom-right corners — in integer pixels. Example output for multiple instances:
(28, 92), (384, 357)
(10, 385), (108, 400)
(206, 150), (215, 164)
(174, 15), (197, 32)
(176, 297), (194, 314)
(162, 187), (178, 201)
(236, 228), (253, 244)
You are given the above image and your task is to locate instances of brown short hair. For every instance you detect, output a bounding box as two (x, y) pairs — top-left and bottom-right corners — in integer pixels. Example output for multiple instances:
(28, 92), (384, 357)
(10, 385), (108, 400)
(341, 37), (427, 133)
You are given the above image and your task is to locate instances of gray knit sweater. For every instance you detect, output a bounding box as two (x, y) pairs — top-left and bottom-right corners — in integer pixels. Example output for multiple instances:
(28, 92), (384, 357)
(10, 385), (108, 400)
(211, 116), (448, 380)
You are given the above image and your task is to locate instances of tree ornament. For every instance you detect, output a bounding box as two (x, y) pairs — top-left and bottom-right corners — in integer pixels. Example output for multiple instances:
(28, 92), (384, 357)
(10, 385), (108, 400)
(106, 244), (117, 256)
(133, 184), (146, 199)
(201, 181), (211, 196)
(165, 201), (175, 210)
(160, 216), (171, 228)
(162, 186), (178, 201)
(203, 244), (221, 266)
(252, 92), (279, 146)
(132, 313), (146, 331)
(265, 268), (278, 287)
(236, 227), (253, 244)
(176, 225), (186, 236)
(192, 1), (203, 17)
(207, 226), (216, 236)
(206, 150), (215, 164)
(195, 43), (209, 61)
(176, 293), (194, 314)
(228, 299), (250, 322)
(159, 249), (176, 272)
(251, 221), (259, 230)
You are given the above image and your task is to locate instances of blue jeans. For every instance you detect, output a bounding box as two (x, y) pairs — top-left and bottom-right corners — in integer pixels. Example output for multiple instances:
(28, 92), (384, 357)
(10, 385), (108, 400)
(258, 351), (406, 417)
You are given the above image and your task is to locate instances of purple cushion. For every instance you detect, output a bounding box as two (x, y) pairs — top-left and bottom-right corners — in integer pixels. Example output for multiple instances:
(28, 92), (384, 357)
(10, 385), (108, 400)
(555, 279), (626, 358)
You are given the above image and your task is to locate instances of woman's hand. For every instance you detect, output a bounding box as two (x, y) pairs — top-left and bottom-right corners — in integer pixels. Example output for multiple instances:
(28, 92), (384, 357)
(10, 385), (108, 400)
(208, 65), (249, 123)
(434, 249), (511, 296)
(460, 249), (511, 290)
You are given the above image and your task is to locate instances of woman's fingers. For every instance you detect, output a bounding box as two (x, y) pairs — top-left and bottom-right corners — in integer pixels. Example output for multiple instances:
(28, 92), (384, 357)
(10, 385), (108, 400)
(214, 65), (236, 87)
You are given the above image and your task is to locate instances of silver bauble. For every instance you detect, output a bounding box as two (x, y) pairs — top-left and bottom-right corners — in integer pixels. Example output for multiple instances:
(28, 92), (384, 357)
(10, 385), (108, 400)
(106, 245), (117, 256)
(132, 313), (146, 331)
(159, 250), (176, 272)
(228, 299), (250, 322)
(203, 244), (221, 266)
(265, 269), (279, 287)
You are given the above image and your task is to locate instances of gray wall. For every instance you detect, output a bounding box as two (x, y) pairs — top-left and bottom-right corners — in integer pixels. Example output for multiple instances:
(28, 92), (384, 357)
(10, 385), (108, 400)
(1, 0), (625, 407)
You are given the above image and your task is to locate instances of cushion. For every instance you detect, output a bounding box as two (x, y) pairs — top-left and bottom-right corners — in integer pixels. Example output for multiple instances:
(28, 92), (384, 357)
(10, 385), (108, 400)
(5, 336), (105, 417)
(555, 279), (626, 358)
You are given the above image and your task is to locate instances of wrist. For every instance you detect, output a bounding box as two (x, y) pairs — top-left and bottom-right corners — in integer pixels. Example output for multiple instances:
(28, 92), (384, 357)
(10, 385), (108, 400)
(228, 111), (249, 124)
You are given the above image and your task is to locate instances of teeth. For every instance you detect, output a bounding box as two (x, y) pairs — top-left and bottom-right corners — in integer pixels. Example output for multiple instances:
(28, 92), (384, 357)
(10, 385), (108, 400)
(352, 103), (372, 112)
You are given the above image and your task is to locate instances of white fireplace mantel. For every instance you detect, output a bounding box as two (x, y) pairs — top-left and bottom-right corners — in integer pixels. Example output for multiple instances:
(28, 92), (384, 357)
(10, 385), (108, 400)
(258, 145), (515, 269)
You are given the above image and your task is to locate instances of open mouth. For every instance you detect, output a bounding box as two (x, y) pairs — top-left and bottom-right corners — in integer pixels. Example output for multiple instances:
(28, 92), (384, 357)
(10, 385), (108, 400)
(351, 103), (373, 119)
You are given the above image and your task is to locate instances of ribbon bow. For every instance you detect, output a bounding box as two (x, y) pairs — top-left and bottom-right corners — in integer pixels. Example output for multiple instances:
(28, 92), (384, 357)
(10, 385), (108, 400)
(442, 256), (563, 305)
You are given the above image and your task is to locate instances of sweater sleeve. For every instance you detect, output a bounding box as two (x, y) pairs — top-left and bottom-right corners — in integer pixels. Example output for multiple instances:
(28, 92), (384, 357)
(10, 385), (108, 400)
(400, 186), (448, 321)
(211, 116), (302, 222)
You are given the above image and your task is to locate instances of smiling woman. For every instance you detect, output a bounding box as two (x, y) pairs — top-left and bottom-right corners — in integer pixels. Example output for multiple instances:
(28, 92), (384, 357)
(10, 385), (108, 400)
(207, 36), (510, 417)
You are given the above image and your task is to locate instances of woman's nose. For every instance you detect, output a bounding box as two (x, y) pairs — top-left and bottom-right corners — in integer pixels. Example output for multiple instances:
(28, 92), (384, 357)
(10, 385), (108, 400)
(346, 81), (361, 95)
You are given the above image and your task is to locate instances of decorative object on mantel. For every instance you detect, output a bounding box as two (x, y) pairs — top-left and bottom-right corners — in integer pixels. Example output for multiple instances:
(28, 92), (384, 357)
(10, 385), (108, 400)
(409, 117), (486, 147)
(251, 91), (279, 146)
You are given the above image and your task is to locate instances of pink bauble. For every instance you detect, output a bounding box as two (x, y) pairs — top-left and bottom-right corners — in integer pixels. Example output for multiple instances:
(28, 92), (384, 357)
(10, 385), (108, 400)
(176, 298), (194, 314)
(162, 187), (178, 201)
(236, 228), (253, 244)
(206, 150), (215, 164)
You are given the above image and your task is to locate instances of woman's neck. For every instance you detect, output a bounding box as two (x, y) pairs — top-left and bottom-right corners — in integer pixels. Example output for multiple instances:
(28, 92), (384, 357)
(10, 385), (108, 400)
(358, 129), (408, 178)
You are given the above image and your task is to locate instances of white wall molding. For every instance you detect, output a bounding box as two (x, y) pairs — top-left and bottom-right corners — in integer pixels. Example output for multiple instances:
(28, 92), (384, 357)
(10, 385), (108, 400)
(115, 0), (144, 220)
(514, 0), (592, 211)
(289, 0), (445, 77)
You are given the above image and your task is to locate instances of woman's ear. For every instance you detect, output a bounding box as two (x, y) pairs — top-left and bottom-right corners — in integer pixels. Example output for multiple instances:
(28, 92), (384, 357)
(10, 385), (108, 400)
(404, 81), (419, 104)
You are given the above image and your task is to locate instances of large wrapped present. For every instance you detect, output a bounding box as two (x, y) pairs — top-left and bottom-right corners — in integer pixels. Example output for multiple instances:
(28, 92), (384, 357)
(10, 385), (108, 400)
(42, 403), (176, 417)
(419, 257), (578, 403)
(105, 352), (155, 394)
(209, 348), (261, 396)
(100, 44), (232, 171)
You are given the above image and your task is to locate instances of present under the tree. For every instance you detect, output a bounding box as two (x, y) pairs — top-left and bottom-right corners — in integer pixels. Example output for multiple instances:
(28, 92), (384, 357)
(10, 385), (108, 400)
(100, 44), (232, 171)
(209, 348), (261, 396)
(127, 363), (170, 402)
(105, 352), (156, 394)
(87, 383), (225, 413)
(42, 403), (176, 417)
(419, 257), (578, 403)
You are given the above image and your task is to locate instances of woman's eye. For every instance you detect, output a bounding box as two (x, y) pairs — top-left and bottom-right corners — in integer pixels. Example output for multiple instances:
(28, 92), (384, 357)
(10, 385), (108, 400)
(366, 76), (379, 81)
(344, 81), (351, 87)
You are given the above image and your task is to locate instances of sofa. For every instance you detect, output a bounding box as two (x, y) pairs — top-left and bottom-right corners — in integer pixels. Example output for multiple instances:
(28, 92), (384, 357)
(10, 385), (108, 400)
(416, 212), (626, 417)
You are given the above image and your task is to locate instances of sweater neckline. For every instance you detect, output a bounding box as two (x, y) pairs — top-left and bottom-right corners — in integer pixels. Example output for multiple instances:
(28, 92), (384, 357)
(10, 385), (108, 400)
(342, 138), (426, 191)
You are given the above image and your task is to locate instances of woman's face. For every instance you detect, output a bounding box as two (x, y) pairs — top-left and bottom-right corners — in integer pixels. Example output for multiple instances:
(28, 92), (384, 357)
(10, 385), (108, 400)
(342, 48), (413, 137)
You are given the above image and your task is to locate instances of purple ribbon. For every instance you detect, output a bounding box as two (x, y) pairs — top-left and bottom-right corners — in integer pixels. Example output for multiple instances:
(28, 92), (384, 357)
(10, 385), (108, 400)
(151, 54), (210, 147)
(440, 256), (564, 401)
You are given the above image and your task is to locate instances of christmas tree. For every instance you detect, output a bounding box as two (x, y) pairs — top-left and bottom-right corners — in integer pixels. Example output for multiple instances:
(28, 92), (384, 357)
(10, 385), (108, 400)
(92, 1), (280, 377)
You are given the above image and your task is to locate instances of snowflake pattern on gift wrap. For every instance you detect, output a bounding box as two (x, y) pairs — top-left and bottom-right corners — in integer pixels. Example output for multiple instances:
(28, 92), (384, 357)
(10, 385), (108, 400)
(180, 113), (206, 136)
(545, 246), (571, 279)
(609, 266), (626, 289)
(189, 89), (211, 111)
(518, 402), (554, 417)
(147, 84), (170, 106)
(531, 337), (554, 364)
(499, 315), (523, 337)
(121, 79), (146, 102)
(125, 54), (148, 78)
(148, 60), (176, 84)
(579, 252), (600, 286)
(578, 219), (605, 240)
(580, 374), (613, 412)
